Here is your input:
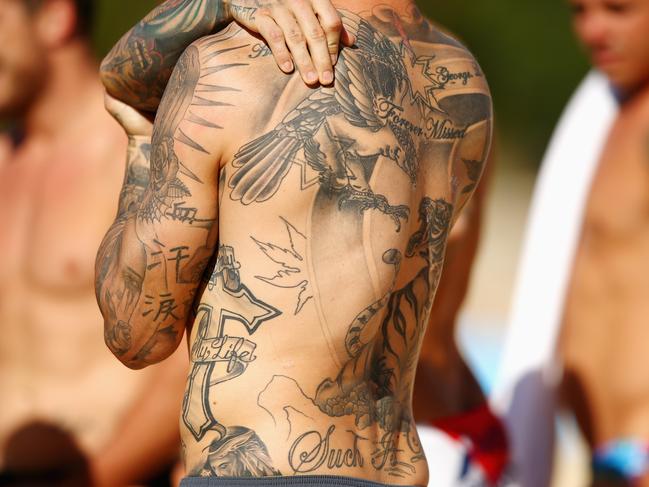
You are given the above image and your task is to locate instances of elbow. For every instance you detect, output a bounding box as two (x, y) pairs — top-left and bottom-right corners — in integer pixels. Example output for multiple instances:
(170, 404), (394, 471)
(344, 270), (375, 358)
(104, 336), (156, 370)
(99, 62), (126, 104)
(119, 357), (150, 371)
(98, 53), (159, 113)
(98, 56), (109, 80)
(98, 56), (134, 105)
(103, 319), (182, 370)
(122, 349), (179, 370)
(99, 57), (116, 92)
(98, 48), (123, 85)
(102, 320), (144, 369)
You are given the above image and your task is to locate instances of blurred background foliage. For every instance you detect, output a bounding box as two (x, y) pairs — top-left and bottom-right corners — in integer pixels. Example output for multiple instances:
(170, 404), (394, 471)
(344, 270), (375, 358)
(419, 1), (590, 166)
(93, 0), (590, 167)
(94, 1), (157, 53)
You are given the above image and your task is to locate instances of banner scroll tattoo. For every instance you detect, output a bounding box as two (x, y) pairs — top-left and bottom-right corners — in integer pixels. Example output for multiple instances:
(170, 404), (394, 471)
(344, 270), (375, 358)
(183, 245), (281, 441)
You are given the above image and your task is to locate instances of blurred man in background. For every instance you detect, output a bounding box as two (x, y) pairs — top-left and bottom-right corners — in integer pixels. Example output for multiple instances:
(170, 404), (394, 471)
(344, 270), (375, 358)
(0, 0), (188, 485)
(560, 1), (649, 485)
(495, 0), (649, 485)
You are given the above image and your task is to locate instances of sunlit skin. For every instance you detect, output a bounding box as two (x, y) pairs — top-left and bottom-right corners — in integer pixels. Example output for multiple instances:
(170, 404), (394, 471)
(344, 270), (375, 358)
(559, 1), (649, 486)
(95, 0), (493, 482)
(569, 0), (649, 95)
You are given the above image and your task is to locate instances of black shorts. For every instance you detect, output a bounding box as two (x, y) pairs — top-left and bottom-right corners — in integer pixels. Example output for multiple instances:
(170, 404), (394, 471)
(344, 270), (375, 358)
(180, 476), (415, 487)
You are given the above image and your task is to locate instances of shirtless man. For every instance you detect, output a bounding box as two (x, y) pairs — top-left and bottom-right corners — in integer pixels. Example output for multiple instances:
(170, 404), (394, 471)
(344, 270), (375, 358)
(0, 0), (189, 485)
(96, 0), (492, 485)
(558, 1), (649, 485)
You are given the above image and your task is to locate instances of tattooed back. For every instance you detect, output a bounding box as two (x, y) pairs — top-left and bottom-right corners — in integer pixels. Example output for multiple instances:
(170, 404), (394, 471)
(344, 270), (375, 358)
(172, 5), (492, 482)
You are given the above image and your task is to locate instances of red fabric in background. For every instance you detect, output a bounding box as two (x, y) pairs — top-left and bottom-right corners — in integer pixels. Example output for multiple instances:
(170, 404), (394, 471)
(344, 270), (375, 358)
(430, 404), (510, 486)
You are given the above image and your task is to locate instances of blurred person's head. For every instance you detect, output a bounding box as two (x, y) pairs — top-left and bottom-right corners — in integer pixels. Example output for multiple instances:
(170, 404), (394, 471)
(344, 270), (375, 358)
(570, 0), (649, 95)
(0, 0), (95, 119)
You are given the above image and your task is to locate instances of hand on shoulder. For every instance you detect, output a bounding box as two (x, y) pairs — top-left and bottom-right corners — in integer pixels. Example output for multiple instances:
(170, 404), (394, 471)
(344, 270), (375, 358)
(226, 0), (355, 85)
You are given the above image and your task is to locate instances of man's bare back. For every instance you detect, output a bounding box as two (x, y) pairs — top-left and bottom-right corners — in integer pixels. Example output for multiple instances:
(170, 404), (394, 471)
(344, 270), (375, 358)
(96, 2), (492, 484)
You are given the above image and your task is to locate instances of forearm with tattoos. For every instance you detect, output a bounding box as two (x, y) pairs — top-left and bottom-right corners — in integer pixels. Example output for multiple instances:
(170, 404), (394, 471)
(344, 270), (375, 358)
(95, 136), (151, 362)
(96, 48), (220, 368)
(100, 0), (228, 112)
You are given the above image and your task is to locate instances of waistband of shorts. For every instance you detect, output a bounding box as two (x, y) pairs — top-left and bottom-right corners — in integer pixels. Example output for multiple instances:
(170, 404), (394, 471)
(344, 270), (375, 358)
(180, 475), (417, 487)
(592, 439), (649, 483)
(0, 469), (82, 486)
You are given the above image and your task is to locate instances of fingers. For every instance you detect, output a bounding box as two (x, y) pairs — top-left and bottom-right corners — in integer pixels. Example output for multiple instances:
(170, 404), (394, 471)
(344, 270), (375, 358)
(312, 0), (344, 66)
(340, 25), (356, 47)
(271, 5), (320, 85)
(289, 0), (335, 84)
(235, 0), (355, 86)
(254, 13), (294, 73)
(339, 14), (357, 47)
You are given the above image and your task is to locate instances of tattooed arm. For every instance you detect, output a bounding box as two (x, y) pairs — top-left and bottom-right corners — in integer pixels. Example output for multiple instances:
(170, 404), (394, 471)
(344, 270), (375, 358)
(100, 0), (222, 112)
(96, 47), (220, 368)
(100, 0), (354, 112)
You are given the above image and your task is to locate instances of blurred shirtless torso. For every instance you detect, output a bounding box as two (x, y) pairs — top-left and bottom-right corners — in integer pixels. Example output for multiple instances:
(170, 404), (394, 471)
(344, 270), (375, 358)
(128, 5), (494, 482)
(0, 84), (160, 470)
(560, 88), (649, 475)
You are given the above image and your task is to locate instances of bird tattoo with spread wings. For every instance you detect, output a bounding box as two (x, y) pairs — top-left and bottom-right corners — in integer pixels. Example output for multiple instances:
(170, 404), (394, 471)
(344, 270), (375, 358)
(228, 13), (444, 232)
